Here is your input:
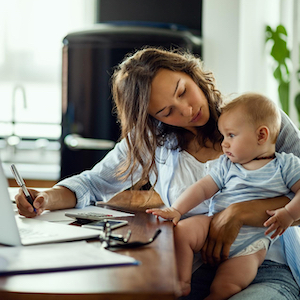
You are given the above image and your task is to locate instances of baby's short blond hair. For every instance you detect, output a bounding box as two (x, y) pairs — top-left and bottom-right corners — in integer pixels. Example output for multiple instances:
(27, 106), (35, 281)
(221, 93), (281, 143)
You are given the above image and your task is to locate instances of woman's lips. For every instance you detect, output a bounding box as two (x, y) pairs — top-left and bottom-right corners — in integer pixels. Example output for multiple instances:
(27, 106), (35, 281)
(190, 109), (202, 123)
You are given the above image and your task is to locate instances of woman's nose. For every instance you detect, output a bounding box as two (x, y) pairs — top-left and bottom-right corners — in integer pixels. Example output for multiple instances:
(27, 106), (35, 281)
(181, 105), (193, 117)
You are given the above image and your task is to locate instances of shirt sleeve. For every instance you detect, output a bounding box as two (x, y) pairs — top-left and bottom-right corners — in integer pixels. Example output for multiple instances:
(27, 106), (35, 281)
(276, 110), (300, 158)
(55, 138), (142, 208)
(208, 154), (230, 189)
(278, 152), (300, 189)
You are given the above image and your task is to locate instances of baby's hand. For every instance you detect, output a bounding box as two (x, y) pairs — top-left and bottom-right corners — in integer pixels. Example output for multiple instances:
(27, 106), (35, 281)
(264, 207), (294, 238)
(146, 207), (181, 225)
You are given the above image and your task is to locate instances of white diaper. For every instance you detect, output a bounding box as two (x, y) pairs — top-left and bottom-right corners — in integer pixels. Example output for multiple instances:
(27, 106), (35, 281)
(232, 238), (270, 258)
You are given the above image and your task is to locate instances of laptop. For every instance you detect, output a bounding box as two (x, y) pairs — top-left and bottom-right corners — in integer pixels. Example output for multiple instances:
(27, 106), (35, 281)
(0, 163), (100, 246)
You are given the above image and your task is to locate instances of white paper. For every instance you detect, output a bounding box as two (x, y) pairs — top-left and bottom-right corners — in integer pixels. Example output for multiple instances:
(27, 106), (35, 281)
(0, 241), (138, 275)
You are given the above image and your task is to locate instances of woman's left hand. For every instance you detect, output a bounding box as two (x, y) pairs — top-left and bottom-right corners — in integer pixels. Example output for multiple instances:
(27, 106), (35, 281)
(201, 203), (243, 266)
(201, 196), (291, 266)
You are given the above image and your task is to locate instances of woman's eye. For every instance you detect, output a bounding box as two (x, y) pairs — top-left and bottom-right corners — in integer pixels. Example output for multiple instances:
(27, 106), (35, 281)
(179, 88), (186, 97)
(164, 108), (173, 117)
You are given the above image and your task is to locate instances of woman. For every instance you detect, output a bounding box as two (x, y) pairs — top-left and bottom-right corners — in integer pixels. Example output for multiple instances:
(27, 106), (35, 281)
(16, 47), (300, 299)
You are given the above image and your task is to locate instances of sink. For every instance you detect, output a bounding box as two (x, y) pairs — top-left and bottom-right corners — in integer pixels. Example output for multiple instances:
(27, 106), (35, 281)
(0, 138), (60, 180)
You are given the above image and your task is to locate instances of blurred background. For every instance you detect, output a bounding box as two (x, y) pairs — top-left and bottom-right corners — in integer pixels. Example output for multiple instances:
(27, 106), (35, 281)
(0, 0), (299, 187)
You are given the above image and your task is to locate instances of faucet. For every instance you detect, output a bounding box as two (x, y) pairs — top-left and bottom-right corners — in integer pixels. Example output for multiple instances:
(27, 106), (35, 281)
(11, 84), (27, 135)
(6, 84), (27, 149)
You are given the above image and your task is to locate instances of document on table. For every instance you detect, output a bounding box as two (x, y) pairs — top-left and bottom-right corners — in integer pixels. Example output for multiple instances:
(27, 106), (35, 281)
(0, 241), (139, 276)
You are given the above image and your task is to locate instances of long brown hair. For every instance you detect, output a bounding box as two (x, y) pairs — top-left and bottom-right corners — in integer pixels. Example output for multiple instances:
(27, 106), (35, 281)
(111, 47), (223, 188)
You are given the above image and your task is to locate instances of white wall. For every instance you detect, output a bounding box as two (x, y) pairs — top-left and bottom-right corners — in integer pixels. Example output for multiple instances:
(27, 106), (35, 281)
(289, 0), (300, 123)
(202, 0), (299, 125)
(202, 0), (241, 96)
(202, 1), (281, 100)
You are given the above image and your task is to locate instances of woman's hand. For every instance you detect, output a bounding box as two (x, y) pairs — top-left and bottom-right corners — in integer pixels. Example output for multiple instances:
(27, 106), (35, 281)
(15, 186), (77, 218)
(146, 207), (182, 225)
(201, 196), (290, 266)
(15, 188), (49, 217)
(201, 203), (243, 266)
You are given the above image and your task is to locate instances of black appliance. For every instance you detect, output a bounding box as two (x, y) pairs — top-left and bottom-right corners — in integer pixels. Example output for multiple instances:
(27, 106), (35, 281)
(60, 23), (201, 179)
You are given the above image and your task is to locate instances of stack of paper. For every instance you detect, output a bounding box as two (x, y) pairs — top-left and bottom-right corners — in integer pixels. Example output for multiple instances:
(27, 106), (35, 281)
(0, 241), (139, 275)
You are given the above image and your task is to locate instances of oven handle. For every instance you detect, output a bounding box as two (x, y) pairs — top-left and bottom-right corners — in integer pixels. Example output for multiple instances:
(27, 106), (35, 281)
(64, 134), (115, 150)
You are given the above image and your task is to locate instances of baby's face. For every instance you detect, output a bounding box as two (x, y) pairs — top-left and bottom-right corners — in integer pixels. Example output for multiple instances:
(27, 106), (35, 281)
(218, 109), (259, 164)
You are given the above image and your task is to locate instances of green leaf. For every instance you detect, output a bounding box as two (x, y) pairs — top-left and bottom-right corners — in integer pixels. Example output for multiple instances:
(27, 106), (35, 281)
(265, 24), (294, 117)
(271, 39), (289, 63)
(277, 25), (288, 35)
(295, 93), (300, 112)
(278, 82), (290, 114)
(265, 25), (274, 42)
(266, 24), (290, 63)
(273, 66), (282, 81)
(295, 93), (300, 121)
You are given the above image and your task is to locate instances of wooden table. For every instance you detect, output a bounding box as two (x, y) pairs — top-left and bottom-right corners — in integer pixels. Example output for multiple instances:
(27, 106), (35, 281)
(0, 191), (180, 300)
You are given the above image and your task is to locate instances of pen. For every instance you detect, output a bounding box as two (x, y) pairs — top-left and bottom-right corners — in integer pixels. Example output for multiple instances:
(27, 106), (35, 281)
(10, 164), (36, 213)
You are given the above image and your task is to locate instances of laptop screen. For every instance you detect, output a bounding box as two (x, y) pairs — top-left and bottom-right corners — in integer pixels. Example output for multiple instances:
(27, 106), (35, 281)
(0, 163), (22, 246)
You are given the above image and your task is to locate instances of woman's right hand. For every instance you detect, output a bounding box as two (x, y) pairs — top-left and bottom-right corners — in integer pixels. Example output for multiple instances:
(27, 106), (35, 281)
(15, 188), (49, 217)
(15, 186), (77, 218)
(201, 203), (243, 266)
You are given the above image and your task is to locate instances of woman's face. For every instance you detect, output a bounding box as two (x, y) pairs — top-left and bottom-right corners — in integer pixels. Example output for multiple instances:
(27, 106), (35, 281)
(148, 69), (210, 134)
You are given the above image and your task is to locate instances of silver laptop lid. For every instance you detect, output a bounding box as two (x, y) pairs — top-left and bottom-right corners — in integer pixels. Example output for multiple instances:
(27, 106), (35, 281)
(0, 163), (22, 246)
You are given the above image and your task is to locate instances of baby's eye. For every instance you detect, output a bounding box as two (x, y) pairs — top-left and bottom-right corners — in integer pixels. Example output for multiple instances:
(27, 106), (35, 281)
(229, 133), (235, 138)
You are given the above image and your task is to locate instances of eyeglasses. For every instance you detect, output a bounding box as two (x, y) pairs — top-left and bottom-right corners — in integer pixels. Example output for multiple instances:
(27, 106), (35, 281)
(100, 220), (161, 249)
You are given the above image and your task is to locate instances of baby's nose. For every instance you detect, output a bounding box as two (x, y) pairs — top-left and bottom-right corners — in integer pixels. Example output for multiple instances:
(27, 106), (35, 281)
(221, 140), (229, 148)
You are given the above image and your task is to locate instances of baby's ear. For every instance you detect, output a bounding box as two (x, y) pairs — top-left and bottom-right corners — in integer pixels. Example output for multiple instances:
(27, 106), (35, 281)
(257, 126), (269, 144)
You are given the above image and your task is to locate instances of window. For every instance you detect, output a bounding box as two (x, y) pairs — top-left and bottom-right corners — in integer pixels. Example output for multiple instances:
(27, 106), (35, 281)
(0, 0), (96, 179)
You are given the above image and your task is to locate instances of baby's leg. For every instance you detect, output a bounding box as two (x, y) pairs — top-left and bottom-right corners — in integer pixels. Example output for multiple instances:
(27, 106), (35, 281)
(205, 248), (266, 300)
(174, 215), (212, 296)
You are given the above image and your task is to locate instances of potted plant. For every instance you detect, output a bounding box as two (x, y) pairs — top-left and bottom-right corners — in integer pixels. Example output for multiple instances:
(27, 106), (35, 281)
(265, 24), (291, 114)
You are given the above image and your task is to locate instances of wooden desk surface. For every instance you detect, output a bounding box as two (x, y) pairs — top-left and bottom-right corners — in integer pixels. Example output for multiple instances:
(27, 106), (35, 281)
(0, 191), (180, 300)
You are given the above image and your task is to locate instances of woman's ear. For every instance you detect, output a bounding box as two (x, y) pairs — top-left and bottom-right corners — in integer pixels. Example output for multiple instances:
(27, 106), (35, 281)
(257, 126), (269, 144)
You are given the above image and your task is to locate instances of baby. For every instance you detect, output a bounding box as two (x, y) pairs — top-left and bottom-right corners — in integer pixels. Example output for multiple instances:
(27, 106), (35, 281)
(147, 93), (300, 300)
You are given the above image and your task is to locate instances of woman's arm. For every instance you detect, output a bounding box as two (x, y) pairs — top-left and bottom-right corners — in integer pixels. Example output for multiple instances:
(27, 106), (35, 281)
(16, 138), (140, 217)
(201, 196), (292, 266)
(56, 138), (140, 208)
(15, 186), (76, 217)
